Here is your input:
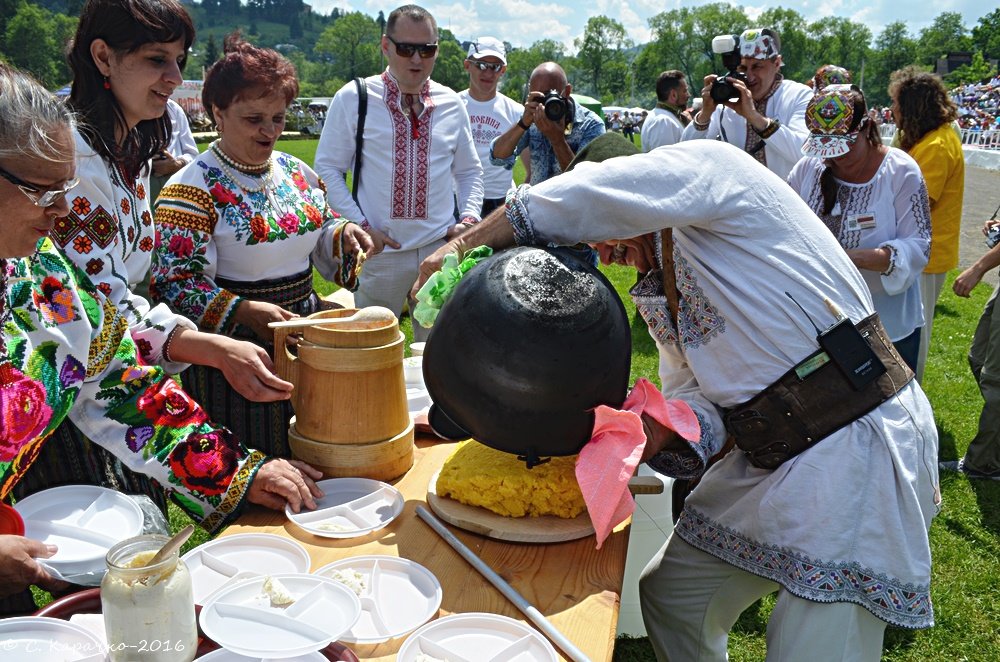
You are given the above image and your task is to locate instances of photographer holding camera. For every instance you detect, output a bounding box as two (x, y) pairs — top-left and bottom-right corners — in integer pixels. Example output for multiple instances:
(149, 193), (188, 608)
(682, 28), (811, 180)
(490, 61), (605, 185)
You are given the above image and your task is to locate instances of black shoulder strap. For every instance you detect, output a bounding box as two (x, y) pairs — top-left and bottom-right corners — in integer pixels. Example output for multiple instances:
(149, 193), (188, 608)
(352, 76), (367, 204)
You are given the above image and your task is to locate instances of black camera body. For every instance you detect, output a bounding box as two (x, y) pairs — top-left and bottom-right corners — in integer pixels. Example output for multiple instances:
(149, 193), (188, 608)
(542, 90), (569, 121)
(709, 34), (748, 103)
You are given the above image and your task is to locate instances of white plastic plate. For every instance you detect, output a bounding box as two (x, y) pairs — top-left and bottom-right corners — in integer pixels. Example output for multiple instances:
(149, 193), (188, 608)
(199, 574), (361, 659)
(0, 616), (106, 661)
(284, 478), (404, 539)
(181, 534), (311, 605)
(14, 485), (143, 577)
(397, 612), (559, 662)
(194, 649), (326, 662)
(313, 556), (442, 644)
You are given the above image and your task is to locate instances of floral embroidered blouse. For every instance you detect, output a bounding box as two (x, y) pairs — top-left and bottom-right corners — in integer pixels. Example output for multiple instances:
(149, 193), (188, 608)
(52, 131), (195, 373)
(150, 149), (360, 333)
(1, 240), (266, 532)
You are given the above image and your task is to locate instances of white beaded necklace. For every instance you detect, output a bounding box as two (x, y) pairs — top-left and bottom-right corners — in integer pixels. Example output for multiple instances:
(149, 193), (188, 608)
(211, 141), (273, 195)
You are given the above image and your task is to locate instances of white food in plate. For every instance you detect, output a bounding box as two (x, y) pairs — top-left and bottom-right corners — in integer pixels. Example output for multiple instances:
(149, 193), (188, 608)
(414, 655), (448, 662)
(257, 575), (296, 607)
(326, 568), (366, 596)
(316, 523), (353, 532)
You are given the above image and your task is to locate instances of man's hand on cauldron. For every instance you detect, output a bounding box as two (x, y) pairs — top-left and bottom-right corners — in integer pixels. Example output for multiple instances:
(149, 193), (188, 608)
(248, 459), (324, 513)
(593, 234), (657, 273)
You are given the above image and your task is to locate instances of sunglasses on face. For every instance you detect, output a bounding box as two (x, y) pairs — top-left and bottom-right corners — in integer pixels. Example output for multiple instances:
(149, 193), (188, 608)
(0, 166), (79, 207)
(468, 60), (503, 73)
(386, 35), (438, 59)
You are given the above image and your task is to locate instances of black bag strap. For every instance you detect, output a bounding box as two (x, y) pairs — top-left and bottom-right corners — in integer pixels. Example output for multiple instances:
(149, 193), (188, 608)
(352, 76), (367, 204)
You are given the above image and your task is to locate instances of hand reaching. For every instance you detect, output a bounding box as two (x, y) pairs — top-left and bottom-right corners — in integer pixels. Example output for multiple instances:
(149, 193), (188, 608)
(247, 459), (325, 513)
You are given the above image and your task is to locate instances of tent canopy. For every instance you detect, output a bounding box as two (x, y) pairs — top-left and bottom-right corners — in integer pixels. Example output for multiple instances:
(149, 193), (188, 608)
(572, 94), (604, 121)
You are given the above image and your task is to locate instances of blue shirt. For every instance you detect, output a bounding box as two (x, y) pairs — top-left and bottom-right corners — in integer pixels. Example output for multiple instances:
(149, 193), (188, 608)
(490, 100), (606, 184)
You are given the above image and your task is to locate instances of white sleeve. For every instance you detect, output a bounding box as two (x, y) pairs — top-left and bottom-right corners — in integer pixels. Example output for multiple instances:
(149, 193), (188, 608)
(880, 161), (932, 295)
(315, 81), (366, 223)
(452, 102), (484, 221)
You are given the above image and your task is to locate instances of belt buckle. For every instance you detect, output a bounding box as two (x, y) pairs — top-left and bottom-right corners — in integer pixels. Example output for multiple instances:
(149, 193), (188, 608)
(746, 441), (792, 470)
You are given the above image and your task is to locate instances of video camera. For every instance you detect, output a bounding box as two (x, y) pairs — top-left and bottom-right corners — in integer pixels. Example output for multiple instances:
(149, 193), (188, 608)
(710, 34), (749, 103)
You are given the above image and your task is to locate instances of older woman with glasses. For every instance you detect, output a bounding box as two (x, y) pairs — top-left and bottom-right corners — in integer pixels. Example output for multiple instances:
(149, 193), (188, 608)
(788, 84), (930, 369)
(0, 63), (320, 614)
(150, 34), (373, 455)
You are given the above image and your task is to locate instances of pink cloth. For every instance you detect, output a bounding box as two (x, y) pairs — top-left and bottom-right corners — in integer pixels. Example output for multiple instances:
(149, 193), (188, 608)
(575, 378), (700, 548)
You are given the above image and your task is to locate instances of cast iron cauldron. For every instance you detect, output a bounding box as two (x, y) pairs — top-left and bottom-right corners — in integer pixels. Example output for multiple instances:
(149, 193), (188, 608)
(424, 246), (631, 467)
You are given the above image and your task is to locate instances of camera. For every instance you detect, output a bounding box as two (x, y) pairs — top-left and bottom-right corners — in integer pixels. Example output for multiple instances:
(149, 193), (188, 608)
(541, 90), (569, 122)
(709, 34), (749, 103)
(986, 224), (1000, 249)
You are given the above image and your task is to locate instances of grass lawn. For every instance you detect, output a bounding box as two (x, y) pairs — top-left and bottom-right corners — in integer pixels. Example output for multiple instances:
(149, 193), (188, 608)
(67, 137), (1000, 659)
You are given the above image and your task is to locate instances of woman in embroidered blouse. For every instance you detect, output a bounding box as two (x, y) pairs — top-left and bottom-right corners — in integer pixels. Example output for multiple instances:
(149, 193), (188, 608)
(788, 85), (930, 369)
(150, 35), (373, 455)
(0, 64), (321, 611)
(15, 0), (303, 511)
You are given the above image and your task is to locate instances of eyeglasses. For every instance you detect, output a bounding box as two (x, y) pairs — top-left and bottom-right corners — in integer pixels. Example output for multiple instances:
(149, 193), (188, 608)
(467, 60), (503, 73)
(386, 35), (438, 59)
(0, 166), (79, 207)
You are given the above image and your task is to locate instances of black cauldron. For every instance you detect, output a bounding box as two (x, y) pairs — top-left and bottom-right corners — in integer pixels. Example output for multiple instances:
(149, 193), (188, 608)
(423, 246), (631, 466)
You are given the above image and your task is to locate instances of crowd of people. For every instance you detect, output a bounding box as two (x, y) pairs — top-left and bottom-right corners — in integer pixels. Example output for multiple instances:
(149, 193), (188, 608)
(951, 76), (1000, 133)
(1, 1), (997, 659)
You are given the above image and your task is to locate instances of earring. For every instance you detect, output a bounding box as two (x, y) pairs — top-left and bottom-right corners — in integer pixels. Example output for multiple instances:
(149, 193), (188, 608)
(103, 76), (111, 90)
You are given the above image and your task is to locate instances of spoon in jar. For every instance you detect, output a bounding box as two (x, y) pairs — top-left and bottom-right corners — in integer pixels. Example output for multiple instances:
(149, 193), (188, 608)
(138, 524), (194, 581)
(267, 306), (396, 329)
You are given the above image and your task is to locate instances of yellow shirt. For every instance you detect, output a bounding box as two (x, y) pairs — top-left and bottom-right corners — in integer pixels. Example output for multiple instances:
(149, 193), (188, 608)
(908, 123), (965, 273)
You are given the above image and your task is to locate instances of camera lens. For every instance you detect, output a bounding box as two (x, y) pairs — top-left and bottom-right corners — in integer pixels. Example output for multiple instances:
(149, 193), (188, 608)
(542, 91), (567, 121)
(710, 78), (736, 103)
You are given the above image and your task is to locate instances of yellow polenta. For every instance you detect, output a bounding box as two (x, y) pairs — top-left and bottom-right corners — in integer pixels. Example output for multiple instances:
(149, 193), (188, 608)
(436, 440), (586, 518)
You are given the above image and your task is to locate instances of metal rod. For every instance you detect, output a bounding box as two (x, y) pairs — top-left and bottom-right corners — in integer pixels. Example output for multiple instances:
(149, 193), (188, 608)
(416, 505), (591, 662)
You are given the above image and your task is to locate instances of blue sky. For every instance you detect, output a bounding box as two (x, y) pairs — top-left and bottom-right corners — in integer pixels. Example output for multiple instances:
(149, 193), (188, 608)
(312, 0), (997, 50)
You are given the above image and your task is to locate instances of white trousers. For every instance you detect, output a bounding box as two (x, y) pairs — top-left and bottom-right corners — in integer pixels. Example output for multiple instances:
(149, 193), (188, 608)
(354, 239), (446, 342)
(916, 272), (946, 383)
(639, 535), (887, 662)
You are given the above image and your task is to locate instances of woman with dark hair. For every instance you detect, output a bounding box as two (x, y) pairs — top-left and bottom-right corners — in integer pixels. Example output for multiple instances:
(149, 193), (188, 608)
(788, 84), (931, 369)
(0, 63), (320, 614)
(17, 0), (307, 511)
(889, 66), (965, 381)
(151, 34), (373, 455)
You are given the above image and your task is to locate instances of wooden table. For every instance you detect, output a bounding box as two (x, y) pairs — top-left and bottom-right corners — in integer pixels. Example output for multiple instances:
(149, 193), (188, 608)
(222, 439), (630, 661)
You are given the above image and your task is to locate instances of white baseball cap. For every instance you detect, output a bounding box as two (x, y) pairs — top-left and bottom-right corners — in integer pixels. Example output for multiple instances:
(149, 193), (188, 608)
(467, 36), (506, 65)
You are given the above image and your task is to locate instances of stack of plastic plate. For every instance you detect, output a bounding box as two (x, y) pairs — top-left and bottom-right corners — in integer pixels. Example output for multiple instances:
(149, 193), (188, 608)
(0, 616), (106, 661)
(14, 485), (144, 583)
(182, 534), (311, 605)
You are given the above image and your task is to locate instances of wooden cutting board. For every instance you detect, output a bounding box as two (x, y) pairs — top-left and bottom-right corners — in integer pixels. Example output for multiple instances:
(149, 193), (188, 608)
(426, 472), (596, 543)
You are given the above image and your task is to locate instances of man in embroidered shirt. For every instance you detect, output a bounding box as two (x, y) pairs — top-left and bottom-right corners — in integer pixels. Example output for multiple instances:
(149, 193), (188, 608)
(681, 28), (811, 180)
(459, 36), (523, 218)
(489, 61), (605, 186)
(315, 4), (483, 340)
(641, 70), (690, 152)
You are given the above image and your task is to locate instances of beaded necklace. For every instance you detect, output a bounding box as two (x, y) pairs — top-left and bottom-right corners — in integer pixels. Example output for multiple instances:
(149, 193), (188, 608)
(0, 259), (11, 357)
(210, 141), (273, 194)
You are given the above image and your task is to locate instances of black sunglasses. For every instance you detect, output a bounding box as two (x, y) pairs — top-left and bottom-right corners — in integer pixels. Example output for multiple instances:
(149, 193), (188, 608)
(386, 35), (438, 59)
(467, 60), (503, 73)
(0, 165), (79, 207)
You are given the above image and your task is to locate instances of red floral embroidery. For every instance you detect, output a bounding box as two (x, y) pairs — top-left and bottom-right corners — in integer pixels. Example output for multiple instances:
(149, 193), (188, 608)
(0, 364), (53, 461)
(277, 213), (299, 234)
(141, 211), (152, 227)
(210, 182), (238, 206)
(121, 198), (131, 215)
(32, 276), (76, 324)
(136, 182), (146, 200)
(291, 171), (309, 191)
(139, 236), (154, 252)
(135, 339), (153, 360)
(303, 204), (322, 226)
(167, 429), (242, 496)
(127, 227), (135, 243)
(71, 196), (91, 216)
(137, 379), (208, 428)
(85, 258), (104, 275)
(168, 234), (195, 258)
(250, 214), (270, 242)
(97, 282), (112, 297)
(72, 235), (93, 254)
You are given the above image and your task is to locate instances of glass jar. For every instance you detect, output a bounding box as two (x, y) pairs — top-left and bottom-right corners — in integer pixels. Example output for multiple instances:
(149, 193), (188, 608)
(100, 534), (197, 662)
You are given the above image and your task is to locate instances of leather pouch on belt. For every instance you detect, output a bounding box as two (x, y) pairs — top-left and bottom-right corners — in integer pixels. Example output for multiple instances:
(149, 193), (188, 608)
(724, 313), (913, 470)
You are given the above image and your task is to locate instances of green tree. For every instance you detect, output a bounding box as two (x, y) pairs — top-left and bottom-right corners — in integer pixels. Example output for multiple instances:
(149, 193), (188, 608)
(944, 51), (996, 87)
(971, 9), (1000, 62)
(203, 33), (220, 67)
(867, 21), (918, 105)
(574, 15), (631, 97)
(432, 29), (467, 92)
(4, 3), (63, 87)
(756, 7), (810, 83)
(502, 39), (566, 100)
(917, 11), (972, 66)
(313, 11), (380, 80)
(804, 16), (872, 83)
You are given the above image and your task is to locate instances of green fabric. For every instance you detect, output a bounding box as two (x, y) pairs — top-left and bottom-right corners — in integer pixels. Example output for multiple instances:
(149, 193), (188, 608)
(413, 245), (494, 328)
(566, 132), (640, 171)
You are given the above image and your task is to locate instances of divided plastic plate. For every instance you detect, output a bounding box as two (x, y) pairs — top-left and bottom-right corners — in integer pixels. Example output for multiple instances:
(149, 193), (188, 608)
(194, 649), (327, 662)
(14, 485), (143, 578)
(0, 616), (106, 661)
(284, 478), (404, 539)
(397, 613), (559, 662)
(199, 574), (361, 659)
(314, 556), (442, 644)
(182, 534), (311, 605)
